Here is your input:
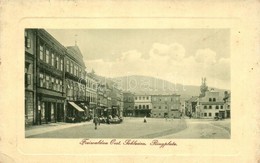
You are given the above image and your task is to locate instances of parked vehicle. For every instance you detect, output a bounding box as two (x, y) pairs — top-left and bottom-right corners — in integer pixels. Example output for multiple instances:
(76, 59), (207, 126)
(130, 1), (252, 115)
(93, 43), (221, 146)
(214, 116), (223, 120)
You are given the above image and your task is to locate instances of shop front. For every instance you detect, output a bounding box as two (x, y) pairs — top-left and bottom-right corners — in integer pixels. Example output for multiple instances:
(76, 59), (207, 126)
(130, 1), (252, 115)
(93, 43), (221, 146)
(134, 109), (151, 117)
(37, 94), (65, 125)
(66, 101), (85, 122)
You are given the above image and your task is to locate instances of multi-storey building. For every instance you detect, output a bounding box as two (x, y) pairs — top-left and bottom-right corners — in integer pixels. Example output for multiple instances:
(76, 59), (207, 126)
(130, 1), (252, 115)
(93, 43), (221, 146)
(223, 91), (231, 118)
(25, 29), (36, 126)
(197, 89), (226, 119)
(85, 72), (98, 118)
(64, 45), (87, 119)
(35, 29), (67, 125)
(134, 94), (152, 117)
(151, 94), (181, 118)
(106, 84), (112, 116)
(111, 87), (123, 117)
(123, 92), (135, 117)
(96, 83), (108, 116)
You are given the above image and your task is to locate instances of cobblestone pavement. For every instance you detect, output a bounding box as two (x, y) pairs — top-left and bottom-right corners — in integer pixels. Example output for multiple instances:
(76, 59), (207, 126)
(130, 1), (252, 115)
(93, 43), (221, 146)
(159, 118), (230, 139)
(26, 117), (187, 138)
(26, 118), (230, 139)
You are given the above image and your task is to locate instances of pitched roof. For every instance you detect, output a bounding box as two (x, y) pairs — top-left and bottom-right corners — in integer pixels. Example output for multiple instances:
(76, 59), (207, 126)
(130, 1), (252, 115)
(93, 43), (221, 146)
(66, 46), (86, 68)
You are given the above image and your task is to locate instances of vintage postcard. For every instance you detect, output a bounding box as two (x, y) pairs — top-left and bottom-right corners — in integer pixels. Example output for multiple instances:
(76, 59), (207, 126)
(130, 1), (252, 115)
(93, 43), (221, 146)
(0, 1), (259, 163)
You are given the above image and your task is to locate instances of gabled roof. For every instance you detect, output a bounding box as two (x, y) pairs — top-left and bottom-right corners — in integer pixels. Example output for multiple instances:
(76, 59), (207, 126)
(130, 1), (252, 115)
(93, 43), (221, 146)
(67, 46), (83, 57)
(66, 45), (86, 68)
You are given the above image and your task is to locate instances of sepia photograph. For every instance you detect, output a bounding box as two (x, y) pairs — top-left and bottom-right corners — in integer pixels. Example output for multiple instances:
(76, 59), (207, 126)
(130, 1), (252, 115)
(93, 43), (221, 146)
(25, 29), (231, 139)
(1, 0), (260, 162)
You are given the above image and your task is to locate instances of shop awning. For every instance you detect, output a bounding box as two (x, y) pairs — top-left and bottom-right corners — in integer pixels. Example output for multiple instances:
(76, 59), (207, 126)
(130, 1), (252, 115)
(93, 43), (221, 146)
(68, 102), (84, 112)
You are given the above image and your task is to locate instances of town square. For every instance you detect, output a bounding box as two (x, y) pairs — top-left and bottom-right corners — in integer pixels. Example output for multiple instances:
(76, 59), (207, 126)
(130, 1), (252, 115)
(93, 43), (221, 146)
(25, 29), (231, 139)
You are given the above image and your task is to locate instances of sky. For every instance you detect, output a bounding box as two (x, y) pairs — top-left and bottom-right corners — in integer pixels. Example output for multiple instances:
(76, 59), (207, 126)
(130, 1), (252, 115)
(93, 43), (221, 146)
(46, 29), (230, 89)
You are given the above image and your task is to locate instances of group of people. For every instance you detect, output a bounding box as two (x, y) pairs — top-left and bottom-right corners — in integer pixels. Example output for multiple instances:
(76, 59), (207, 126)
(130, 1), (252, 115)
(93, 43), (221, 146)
(93, 114), (122, 130)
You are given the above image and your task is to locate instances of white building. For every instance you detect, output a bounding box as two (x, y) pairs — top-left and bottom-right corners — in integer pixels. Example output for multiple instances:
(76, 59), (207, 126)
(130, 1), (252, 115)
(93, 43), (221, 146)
(197, 89), (226, 119)
(134, 94), (152, 117)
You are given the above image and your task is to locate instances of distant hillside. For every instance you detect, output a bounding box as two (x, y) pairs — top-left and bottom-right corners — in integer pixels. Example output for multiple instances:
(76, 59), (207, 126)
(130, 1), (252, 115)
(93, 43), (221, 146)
(109, 75), (228, 100)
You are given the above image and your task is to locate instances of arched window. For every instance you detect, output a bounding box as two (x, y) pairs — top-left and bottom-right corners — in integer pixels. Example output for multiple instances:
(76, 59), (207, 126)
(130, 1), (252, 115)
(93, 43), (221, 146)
(209, 98), (212, 102)
(204, 105), (207, 109)
(213, 98), (216, 102)
(139, 105), (141, 109)
(146, 105), (149, 109)
(143, 105), (145, 109)
(216, 105), (219, 109)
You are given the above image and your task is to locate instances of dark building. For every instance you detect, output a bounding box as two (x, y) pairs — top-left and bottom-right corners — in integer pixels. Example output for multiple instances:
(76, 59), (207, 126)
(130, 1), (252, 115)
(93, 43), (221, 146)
(64, 45), (87, 121)
(35, 29), (67, 125)
(111, 87), (123, 117)
(185, 96), (199, 117)
(123, 92), (135, 117)
(85, 72), (98, 119)
(25, 29), (89, 126)
(96, 83), (108, 117)
(25, 29), (36, 126)
(223, 91), (231, 118)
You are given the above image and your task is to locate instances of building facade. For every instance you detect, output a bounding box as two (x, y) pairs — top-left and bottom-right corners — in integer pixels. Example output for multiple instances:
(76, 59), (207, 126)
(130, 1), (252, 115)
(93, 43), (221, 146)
(96, 83), (108, 117)
(35, 29), (67, 125)
(111, 87), (123, 117)
(85, 73), (98, 118)
(197, 90), (226, 119)
(123, 92), (135, 117)
(134, 95), (152, 117)
(151, 94), (181, 118)
(223, 91), (231, 118)
(64, 45), (87, 120)
(25, 29), (36, 126)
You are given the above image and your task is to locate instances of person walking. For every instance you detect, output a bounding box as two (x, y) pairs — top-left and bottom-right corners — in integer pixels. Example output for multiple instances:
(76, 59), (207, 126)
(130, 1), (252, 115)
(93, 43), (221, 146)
(144, 116), (147, 123)
(93, 115), (99, 130)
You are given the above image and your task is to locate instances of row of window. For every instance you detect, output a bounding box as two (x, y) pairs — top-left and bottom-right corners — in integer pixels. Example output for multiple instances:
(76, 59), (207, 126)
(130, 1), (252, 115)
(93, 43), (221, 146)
(67, 89), (85, 99)
(135, 105), (150, 109)
(135, 96), (150, 100)
(66, 79), (85, 99)
(153, 106), (178, 110)
(209, 98), (216, 102)
(39, 73), (63, 92)
(67, 80), (85, 90)
(134, 96), (180, 101)
(204, 105), (223, 109)
(39, 45), (63, 71)
(124, 97), (134, 102)
(204, 112), (219, 117)
(153, 97), (179, 102)
(66, 60), (84, 79)
(86, 78), (97, 90)
(86, 91), (97, 103)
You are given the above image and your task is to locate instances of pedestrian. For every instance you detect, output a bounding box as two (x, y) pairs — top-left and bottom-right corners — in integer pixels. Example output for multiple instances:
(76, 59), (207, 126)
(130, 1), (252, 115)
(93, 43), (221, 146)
(93, 115), (99, 130)
(107, 115), (110, 124)
(144, 116), (147, 123)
